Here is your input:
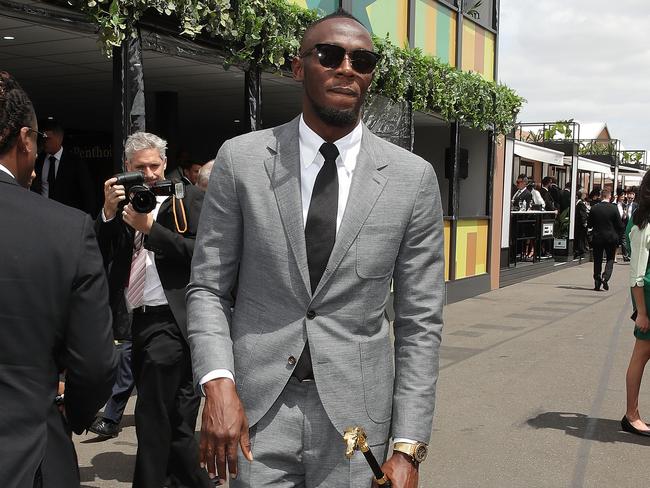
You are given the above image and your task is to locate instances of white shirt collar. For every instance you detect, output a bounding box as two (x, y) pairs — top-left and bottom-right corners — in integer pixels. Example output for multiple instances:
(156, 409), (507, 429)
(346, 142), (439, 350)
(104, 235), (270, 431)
(298, 115), (362, 173)
(47, 146), (64, 161)
(0, 163), (15, 179)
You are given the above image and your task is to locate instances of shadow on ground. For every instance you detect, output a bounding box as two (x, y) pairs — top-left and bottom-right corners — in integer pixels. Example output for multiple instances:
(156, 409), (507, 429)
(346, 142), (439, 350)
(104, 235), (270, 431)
(556, 285), (599, 291)
(79, 451), (135, 483)
(527, 412), (650, 446)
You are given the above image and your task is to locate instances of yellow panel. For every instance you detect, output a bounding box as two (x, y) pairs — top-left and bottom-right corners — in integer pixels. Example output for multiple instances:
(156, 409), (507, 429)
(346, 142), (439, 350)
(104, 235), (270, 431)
(455, 219), (489, 279)
(444, 220), (451, 281)
(461, 22), (476, 73)
(286, 0), (308, 7)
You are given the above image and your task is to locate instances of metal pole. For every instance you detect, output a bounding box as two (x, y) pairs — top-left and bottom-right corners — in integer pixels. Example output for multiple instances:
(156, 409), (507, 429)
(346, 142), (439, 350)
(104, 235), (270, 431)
(245, 67), (262, 132)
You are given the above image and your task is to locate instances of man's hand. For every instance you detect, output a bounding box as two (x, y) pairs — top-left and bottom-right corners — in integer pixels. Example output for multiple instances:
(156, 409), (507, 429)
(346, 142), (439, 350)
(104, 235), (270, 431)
(122, 204), (154, 234)
(102, 177), (125, 221)
(372, 452), (419, 488)
(200, 378), (253, 483)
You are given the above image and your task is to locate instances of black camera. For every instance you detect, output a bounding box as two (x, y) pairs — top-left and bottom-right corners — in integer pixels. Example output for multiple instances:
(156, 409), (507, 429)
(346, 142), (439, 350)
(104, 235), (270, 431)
(114, 171), (184, 213)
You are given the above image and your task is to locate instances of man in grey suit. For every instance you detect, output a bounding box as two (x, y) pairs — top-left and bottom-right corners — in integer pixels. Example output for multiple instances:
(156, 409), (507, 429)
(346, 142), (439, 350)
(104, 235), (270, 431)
(187, 9), (444, 488)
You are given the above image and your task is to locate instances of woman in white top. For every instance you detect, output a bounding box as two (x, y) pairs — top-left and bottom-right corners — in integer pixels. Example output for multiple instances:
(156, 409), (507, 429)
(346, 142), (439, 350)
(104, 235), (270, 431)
(622, 172), (650, 436)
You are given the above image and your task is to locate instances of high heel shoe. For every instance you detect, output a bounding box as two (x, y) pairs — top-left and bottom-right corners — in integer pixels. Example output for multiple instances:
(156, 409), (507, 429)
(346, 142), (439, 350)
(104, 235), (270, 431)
(621, 416), (650, 437)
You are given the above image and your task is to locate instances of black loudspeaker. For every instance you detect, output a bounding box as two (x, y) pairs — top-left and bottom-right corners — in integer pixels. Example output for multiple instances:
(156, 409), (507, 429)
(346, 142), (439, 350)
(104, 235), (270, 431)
(445, 148), (469, 179)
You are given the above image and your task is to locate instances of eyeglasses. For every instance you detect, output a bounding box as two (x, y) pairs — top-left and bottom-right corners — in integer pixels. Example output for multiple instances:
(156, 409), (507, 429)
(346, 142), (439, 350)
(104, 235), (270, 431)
(25, 127), (48, 140)
(300, 43), (380, 74)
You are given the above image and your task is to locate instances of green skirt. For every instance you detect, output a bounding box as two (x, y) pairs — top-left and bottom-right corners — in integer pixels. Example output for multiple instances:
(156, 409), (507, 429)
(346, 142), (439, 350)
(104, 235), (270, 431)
(634, 325), (650, 340)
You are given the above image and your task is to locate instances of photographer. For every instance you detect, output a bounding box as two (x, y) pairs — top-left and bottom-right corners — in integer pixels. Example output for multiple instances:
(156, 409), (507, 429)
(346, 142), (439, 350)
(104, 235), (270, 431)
(95, 132), (210, 488)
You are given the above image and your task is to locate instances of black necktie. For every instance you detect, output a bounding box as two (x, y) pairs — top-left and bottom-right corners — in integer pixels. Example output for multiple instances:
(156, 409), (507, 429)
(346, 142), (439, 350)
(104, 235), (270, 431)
(293, 142), (339, 381)
(47, 155), (57, 198)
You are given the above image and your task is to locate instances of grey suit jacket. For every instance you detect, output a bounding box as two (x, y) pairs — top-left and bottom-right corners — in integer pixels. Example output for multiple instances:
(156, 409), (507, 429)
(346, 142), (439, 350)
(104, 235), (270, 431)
(187, 116), (444, 445)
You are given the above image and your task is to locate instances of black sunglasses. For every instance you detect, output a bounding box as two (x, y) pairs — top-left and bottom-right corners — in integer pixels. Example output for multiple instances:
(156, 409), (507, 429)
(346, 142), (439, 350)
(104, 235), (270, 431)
(301, 43), (380, 74)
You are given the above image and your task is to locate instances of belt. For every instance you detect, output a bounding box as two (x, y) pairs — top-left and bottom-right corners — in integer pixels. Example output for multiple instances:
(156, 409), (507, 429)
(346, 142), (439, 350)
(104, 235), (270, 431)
(132, 304), (171, 315)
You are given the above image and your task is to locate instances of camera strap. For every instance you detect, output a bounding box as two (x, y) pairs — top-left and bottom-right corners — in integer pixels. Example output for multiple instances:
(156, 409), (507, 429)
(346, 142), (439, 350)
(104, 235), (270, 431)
(172, 195), (188, 234)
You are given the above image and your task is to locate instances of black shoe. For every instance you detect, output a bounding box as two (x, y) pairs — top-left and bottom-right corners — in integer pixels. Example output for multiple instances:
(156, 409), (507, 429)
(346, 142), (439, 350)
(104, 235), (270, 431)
(602, 280), (609, 291)
(594, 279), (602, 291)
(88, 417), (119, 438)
(621, 416), (650, 437)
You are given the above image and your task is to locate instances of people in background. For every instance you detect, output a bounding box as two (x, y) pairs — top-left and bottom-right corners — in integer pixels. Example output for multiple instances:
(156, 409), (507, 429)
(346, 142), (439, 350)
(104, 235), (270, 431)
(559, 181), (572, 213)
(181, 159), (204, 185)
(95, 132), (210, 488)
(540, 176), (556, 212)
(196, 159), (214, 192)
(527, 181), (545, 210)
(574, 188), (589, 259)
(622, 172), (650, 437)
(30, 119), (96, 215)
(588, 188), (624, 291)
(512, 174), (532, 211)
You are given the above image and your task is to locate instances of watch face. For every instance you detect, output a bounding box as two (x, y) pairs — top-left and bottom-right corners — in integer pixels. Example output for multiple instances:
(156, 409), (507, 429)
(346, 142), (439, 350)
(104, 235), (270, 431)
(414, 444), (428, 463)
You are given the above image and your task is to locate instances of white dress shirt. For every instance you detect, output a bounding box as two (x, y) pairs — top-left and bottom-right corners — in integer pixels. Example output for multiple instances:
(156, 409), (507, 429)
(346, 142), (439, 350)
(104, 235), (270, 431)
(0, 163), (15, 179)
(199, 115), (363, 389)
(40, 147), (63, 198)
(102, 196), (169, 308)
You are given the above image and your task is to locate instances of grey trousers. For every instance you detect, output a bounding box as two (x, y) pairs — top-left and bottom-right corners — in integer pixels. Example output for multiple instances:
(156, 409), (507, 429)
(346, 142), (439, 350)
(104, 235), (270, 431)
(231, 377), (388, 488)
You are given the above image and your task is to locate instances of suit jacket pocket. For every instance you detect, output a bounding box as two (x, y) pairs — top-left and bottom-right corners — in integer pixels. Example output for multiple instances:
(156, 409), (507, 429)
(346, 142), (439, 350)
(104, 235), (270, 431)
(360, 337), (394, 423)
(356, 225), (402, 279)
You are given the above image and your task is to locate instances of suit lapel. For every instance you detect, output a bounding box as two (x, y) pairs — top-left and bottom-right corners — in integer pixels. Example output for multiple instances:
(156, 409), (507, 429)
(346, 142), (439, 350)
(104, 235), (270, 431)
(313, 127), (388, 297)
(264, 118), (312, 296)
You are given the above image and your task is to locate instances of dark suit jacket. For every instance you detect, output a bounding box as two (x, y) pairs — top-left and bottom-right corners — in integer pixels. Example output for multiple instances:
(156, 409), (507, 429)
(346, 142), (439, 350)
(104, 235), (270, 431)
(560, 189), (572, 213)
(96, 182), (203, 341)
(0, 171), (116, 488)
(31, 148), (96, 215)
(512, 188), (532, 210)
(540, 186), (555, 211)
(588, 201), (624, 247)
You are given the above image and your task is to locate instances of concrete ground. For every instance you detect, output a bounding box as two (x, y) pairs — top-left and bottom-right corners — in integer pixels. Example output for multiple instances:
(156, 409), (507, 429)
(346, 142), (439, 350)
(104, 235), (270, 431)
(75, 260), (650, 488)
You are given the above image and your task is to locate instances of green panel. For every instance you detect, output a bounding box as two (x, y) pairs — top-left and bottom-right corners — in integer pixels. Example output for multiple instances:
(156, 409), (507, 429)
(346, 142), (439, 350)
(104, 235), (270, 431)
(435, 5), (452, 64)
(306, 0), (339, 14)
(414, 0), (431, 55)
(351, 0), (408, 44)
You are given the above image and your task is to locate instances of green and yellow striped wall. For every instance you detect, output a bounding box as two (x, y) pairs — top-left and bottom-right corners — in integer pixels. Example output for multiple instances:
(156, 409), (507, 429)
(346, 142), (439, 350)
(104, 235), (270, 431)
(455, 219), (488, 279)
(461, 19), (495, 81)
(414, 0), (457, 66)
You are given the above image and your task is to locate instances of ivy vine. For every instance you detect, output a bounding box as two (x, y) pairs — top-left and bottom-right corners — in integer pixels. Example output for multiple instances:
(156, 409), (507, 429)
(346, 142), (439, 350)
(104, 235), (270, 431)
(70, 0), (525, 134)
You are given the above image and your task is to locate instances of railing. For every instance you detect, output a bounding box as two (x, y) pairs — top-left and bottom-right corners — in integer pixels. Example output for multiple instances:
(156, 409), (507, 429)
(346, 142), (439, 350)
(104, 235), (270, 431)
(515, 121), (580, 144)
(617, 150), (648, 169)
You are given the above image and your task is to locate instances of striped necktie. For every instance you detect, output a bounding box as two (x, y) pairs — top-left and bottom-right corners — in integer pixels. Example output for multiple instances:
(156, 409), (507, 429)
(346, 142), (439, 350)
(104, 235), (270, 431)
(126, 232), (146, 309)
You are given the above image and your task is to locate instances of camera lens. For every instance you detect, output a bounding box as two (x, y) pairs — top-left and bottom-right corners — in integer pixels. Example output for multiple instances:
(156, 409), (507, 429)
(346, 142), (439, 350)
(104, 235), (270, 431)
(129, 186), (157, 213)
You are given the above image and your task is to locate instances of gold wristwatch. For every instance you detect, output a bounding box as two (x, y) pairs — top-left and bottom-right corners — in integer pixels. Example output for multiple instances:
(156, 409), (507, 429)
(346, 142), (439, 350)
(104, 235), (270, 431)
(392, 441), (428, 465)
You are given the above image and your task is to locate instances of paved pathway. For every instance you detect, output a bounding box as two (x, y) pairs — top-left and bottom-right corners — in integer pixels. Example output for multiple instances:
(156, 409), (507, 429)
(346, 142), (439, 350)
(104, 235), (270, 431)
(76, 261), (649, 487)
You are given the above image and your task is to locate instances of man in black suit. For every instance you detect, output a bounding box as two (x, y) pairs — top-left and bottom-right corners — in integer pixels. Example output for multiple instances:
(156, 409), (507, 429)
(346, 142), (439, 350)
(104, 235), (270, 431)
(0, 71), (116, 488)
(31, 120), (96, 215)
(96, 131), (210, 488)
(588, 188), (625, 291)
(559, 181), (573, 213)
(511, 174), (532, 210)
(540, 176), (556, 212)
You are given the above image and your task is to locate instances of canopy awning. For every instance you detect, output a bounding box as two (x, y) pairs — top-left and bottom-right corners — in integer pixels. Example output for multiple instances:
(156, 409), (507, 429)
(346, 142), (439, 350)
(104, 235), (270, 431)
(622, 175), (643, 185)
(514, 140), (565, 166)
(577, 157), (613, 177)
(618, 165), (646, 175)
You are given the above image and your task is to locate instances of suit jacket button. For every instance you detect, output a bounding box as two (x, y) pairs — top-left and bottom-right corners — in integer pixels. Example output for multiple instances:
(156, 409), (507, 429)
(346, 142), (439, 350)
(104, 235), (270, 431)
(288, 356), (296, 365)
(306, 310), (316, 320)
